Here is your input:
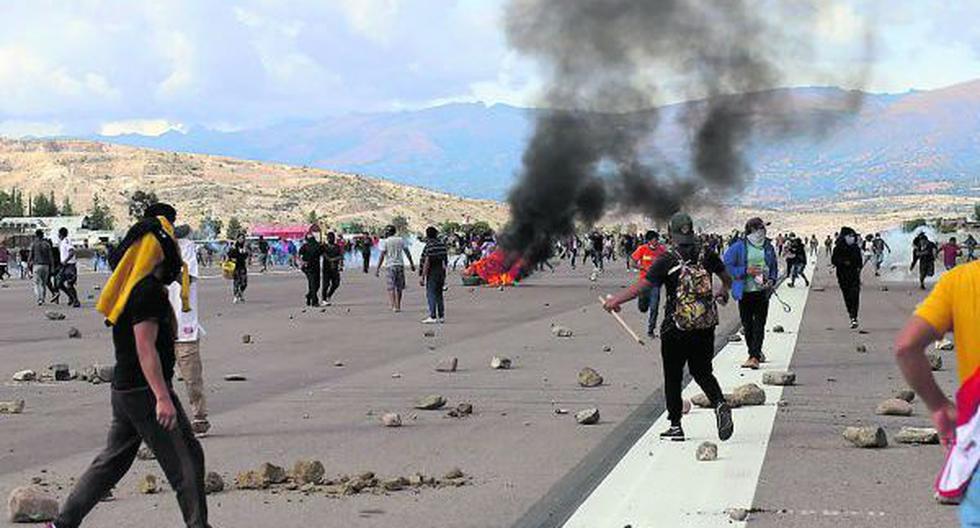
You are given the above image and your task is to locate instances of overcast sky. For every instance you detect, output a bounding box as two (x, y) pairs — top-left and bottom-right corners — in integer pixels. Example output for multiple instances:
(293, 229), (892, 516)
(0, 0), (977, 138)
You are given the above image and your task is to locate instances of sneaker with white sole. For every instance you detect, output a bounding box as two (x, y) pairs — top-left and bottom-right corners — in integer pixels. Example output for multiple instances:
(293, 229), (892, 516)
(421, 317), (438, 324)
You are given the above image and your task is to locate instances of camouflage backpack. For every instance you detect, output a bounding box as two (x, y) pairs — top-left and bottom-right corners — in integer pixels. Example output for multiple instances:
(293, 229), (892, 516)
(670, 248), (718, 331)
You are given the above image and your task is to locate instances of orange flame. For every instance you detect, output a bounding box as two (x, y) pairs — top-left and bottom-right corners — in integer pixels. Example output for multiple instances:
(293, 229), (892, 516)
(463, 249), (525, 287)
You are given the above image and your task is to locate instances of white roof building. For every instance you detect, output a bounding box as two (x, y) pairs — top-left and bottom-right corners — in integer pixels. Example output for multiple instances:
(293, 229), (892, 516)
(0, 216), (117, 247)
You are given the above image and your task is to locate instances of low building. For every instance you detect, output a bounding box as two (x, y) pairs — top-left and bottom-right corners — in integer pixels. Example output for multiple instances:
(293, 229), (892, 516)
(0, 216), (118, 248)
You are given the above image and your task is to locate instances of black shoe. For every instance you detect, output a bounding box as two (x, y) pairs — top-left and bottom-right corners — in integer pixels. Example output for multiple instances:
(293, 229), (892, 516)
(660, 425), (685, 441)
(716, 402), (734, 441)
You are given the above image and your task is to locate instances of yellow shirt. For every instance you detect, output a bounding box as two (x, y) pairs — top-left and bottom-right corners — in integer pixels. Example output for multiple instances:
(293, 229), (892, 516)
(915, 261), (980, 382)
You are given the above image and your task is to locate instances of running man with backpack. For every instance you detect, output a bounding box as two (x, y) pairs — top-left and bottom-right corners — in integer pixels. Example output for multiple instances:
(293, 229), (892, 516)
(604, 212), (734, 442)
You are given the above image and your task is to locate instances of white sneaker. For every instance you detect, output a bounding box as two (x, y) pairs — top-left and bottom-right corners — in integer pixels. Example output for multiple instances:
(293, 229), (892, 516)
(320, 300), (331, 307)
(421, 317), (438, 324)
(232, 297), (240, 304)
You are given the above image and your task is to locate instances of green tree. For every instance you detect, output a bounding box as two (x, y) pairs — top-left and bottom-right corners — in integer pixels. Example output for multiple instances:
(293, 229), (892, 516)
(391, 215), (409, 235)
(60, 196), (74, 216)
(226, 216), (244, 239)
(0, 188), (25, 217)
(466, 220), (492, 238)
(86, 194), (115, 231)
(439, 221), (462, 235)
(902, 218), (927, 233)
(127, 190), (158, 220)
(199, 215), (223, 239)
(32, 192), (59, 216)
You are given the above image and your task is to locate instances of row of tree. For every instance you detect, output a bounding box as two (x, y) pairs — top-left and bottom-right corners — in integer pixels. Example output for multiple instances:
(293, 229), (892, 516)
(0, 188), (75, 217)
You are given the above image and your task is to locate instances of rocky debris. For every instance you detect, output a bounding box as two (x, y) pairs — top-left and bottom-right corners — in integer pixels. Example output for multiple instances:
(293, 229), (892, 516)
(50, 364), (71, 381)
(136, 444), (155, 460)
(772, 325), (785, 333)
(731, 383), (766, 406)
(435, 357), (458, 372)
(241, 334), (252, 344)
(447, 403), (473, 418)
(88, 364), (114, 383)
(894, 389), (916, 403)
(223, 374), (247, 381)
(382, 477), (408, 491)
(259, 463), (288, 484)
(138, 474), (159, 494)
(762, 371), (796, 386)
(423, 329), (436, 338)
(0, 400), (25, 414)
(927, 352), (943, 371)
(895, 426), (940, 445)
(554, 408), (569, 415)
(551, 325), (573, 338)
(7, 486), (58, 523)
(12, 370), (36, 382)
(575, 408), (600, 425)
(936, 339), (955, 351)
(381, 413), (402, 427)
(490, 356), (512, 370)
(44, 311), (66, 321)
(726, 508), (749, 521)
(691, 393), (740, 409)
(68, 327), (82, 339)
(443, 468), (464, 480)
(602, 345), (613, 352)
(876, 398), (913, 416)
(728, 334), (743, 342)
(843, 425), (888, 448)
(333, 360), (344, 367)
(574, 366), (603, 388)
(415, 394), (446, 410)
(291, 459), (325, 485)
(855, 344), (868, 353)
(391, 372), (402, 379)
(696, 442), (718, 461)
(235, 470), (270, 490)
(204, 472), (224, 494)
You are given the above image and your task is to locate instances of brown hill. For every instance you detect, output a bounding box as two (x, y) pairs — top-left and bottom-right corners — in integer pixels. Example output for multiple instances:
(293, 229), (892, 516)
(0, 138), (508, 232)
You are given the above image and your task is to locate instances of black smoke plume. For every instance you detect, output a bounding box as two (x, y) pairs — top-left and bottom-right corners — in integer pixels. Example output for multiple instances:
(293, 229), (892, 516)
(500, 0), (873, 263)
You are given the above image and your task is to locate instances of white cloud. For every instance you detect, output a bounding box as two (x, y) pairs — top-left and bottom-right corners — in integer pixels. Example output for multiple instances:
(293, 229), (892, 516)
(155, 30), (196, 99)
(335, 0), (402, 44)
(100, 119), (186, 137)
(815, 2), (866, 43)
(0, 46), (119, 114)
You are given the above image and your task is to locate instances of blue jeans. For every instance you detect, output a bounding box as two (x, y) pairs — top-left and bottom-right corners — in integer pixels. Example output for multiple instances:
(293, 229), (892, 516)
(426, 270), (446, 319)
(647, 285), (661, 336)
(962, 474), (980, 526)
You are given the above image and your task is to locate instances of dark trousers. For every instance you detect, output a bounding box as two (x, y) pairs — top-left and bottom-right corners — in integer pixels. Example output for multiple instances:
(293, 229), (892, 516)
(304, 267), (320, 306)
(361, 251), (371, 273)
(425, 270), (446, 319)
(57, 263), (79, 303)
(322, 268), (340, 300)
(837, 273), (860, 319)
(661, 328), (724, 426)
(738, 291), (769, 359)
(232, 268), (247, 297)
(56, 387), (209, 528)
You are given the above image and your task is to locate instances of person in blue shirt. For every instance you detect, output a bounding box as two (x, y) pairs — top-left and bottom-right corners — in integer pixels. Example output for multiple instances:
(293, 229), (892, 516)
(724, 217), (779, 370)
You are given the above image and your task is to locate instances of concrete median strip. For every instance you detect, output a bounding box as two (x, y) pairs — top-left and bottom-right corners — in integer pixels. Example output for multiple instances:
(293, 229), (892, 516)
(562, 272), (812, 528)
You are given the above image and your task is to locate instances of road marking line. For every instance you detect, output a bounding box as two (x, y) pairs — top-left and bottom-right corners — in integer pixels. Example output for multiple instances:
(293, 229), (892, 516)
(564, 276), (812, 528)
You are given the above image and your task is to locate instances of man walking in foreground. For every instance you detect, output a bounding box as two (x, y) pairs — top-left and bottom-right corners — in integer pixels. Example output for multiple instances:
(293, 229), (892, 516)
(376, 224), (415, 313)
(894, 259), (980, 526)
(320, 231), (343, 306)
(48, 203), (210, 528)
(29, 229), (53, 305)
(724, 217), (779, 370)
(56, 228), (81, 307)
(631, 230), (666, 338)
(419, 226), (448, 324)
(604, 212), (734, 443)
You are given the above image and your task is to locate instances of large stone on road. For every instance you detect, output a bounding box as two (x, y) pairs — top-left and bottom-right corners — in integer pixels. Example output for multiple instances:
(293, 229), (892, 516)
(551, 325), (573, 338)
(0, 400), (25, 414)
(44, 311), (66, 321)
(490, 356), (512, 370)
(381, 412), (402, 427)
(577, 367), (603, 387)
(927, 352), (943, 371)
(731, 383), (766, 406)
(575, 408), (600, 425)
(875, 398), (913, 416)
(11, 370), (36, 382)
(204, 472), (225, 494)
(258, 462), (287, 484)
(895, 427), (940, 445)
(435, 357), (458, 372)
(843, 425), (888, 448)
(414, 394), (446, 410)
(696, 441), (718, 461)
(762, 371), (796, 386)
(291, 459), (325, 485)
(235, 470), (269, 490)
(691, 393), (740, 408)
(7, 486), (58, 522)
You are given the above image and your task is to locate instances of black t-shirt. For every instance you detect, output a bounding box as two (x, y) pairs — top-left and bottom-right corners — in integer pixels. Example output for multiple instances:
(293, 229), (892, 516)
(299, 240), (322, 269)
(112, 276), (176, 390)
(228, 244), (249, 269)
(322, 243), (343, 272)
(644, 245), (725, 335)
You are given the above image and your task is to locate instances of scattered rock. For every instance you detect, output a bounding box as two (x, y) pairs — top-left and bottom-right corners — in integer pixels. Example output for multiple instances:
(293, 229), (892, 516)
(136, 444), (155, 460)
(894, 389), (916, 403)
(551, 325), (573, 338)
(423, 330), (436, 338)
(876, 398), (914, 416)
(235, 470), (269, 490)
(447, 403), (473, 418)
(927, 352), (943, 371)
(44, 311), (66, 321)
(490, 356), (512, 370)
(772, 325), (785, 333)
(575, 408), (600, 425)
(7, 486), (58, 522)
(382, 477), (407, 491)
(415, 394), (446, 410)
(554, 408), (569, 415)
(223, 374), (247, 381)
(291, 459), (325, 485)
(137, 474), (159, 494)
(204, 472), (224, 494)
(577, 367), (604, 387)
(855, 344), (868, 353)
(67, 327), (81, 339)
(602, 345), (613, 352)
(391, 372), (402, 379)
(726, 508), (749, 521)
(435, 357), (458, 372)
(241, 334), (252, 344)
(92, 364), (114, 383)
(443, 468), (464, 480)
(0, 400), (25, 414)
(12, 370), (36, 382)
(50, 364), (71, 381)
(696, 441), (718, 462)
(731, 383), (766, 406)
(259, 463), (288, 484)
(843, 425), (888, 448)
(895, 426), (940, 445)
(936, 339), (955, 351)
(762, 371), (796, 386)
(381, 413), (402, 427)
(333, 360), (344, 367)
(691, 393), (740, 408)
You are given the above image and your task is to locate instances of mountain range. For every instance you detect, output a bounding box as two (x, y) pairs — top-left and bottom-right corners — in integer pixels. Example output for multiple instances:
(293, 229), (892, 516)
(92, 80), (980, 205)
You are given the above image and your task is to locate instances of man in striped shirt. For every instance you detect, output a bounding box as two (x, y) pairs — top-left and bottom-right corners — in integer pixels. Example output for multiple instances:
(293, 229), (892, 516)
(420, 226), (449, 324)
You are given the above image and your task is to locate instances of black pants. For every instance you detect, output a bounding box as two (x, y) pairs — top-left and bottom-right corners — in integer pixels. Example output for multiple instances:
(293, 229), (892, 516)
(738, 291), (769, 359)
(56, 387), (209, 528)
(837, 273), (860, 319)
(661, 328), (724, 426)
(57, 263), (79, 304)
(304, 267), (320, 306)
(361, 251), (371, 273)
(322, 267), (340, 300)
(232, 268), (247, 298)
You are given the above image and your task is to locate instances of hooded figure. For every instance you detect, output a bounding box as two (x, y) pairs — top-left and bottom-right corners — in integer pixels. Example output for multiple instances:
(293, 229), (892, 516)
(831, 226), (863, 328)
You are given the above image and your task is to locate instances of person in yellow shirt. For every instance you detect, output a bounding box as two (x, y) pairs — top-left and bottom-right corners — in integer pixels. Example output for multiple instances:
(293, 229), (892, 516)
(895, 260), (980, 524)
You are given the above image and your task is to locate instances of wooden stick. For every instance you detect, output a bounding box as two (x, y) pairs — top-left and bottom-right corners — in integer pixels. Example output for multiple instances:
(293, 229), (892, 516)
(598, 296), (645, 346)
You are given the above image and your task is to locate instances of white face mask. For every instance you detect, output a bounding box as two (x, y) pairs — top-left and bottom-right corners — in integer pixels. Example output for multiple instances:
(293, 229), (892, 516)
(747, 231), (766, 245)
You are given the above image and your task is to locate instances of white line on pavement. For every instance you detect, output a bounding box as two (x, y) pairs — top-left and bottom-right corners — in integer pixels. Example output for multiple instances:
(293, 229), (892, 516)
(564, 274), (812, 528)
